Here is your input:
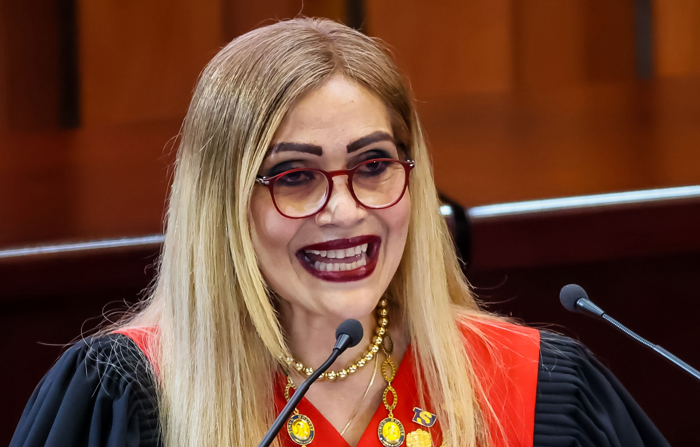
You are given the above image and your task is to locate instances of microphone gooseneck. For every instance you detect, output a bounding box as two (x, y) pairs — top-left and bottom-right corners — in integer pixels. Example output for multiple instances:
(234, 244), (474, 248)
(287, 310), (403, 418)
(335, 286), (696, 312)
(258, 319), (364, 447)
(559, 284), (700, 383)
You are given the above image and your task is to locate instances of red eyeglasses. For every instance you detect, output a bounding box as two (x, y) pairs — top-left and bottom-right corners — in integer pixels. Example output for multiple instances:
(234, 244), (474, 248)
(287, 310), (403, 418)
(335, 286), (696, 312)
(256, 158), (415, 219)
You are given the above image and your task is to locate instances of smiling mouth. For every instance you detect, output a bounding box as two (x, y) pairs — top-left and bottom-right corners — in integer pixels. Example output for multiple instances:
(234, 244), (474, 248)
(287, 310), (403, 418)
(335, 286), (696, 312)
(296, 235), (381, 282)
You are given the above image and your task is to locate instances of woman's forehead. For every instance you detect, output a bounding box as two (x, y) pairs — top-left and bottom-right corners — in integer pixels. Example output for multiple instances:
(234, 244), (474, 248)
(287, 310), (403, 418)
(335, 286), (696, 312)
(269, 76), (393, 149)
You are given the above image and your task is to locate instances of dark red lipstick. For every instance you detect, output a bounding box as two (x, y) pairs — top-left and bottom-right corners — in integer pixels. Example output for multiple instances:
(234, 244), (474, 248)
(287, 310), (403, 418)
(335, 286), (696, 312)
(296, 235), (381, 282)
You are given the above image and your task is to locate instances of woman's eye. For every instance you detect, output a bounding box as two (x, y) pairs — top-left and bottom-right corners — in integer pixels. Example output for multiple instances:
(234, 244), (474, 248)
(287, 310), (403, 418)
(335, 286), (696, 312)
(267, 161), (305, 177)
(356, 160), (390, 176)
(355, 149), (392, 165)
(277, 170), (318, 186)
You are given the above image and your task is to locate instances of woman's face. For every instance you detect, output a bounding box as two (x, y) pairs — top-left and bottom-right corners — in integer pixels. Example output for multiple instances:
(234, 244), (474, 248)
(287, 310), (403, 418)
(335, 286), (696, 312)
(250, 75), (411, 322)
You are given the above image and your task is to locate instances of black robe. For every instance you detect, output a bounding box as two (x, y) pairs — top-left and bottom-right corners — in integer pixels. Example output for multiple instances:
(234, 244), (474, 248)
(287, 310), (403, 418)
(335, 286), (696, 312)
(10, 331), (670, 447)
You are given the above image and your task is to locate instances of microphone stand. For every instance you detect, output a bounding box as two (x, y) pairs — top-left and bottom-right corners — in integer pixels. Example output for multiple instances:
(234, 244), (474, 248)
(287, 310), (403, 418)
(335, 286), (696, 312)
(561, 284), (700, 383)
(599, 310), (700, 382)
(258, 329), (359, 447)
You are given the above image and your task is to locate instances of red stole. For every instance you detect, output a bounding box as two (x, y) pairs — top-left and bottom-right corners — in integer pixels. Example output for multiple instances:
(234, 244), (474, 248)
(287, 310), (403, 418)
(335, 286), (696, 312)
(116, 321), (540, 446)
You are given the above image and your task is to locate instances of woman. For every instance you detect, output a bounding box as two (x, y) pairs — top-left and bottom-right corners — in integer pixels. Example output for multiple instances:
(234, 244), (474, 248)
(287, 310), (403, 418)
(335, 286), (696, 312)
(12, 18), (668, 447)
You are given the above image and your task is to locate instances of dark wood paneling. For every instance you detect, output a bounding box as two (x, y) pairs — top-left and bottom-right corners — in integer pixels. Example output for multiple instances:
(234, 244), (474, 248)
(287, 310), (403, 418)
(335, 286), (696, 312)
(0, 0), (62, 130)
(0, 122), (178, 248)
(470, 195), (700, 270)
(221, 0), (346, 41)
(77, 0), (222, 126)
(653, 0), (700, 77)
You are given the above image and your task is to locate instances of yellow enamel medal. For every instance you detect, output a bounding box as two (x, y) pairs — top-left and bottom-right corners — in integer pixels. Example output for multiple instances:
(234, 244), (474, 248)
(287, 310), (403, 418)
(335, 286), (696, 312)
(378, 417), (406, 446)
(285, 377), (315, 445)
(286, 414), (315, 445)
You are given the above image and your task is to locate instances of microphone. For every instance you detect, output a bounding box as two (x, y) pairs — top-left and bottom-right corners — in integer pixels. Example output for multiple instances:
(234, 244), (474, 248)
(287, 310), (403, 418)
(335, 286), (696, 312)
(258, 319), (364, 447)
(560, 284), (700, 382)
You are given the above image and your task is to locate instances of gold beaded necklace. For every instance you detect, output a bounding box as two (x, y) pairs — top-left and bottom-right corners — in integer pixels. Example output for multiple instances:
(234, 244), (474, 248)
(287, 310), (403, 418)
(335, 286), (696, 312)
(284, 298), (390, 381)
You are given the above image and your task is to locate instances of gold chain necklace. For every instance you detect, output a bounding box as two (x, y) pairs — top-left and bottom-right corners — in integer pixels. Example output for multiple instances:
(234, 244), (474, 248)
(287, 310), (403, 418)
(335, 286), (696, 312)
(377, 332), (406, 447)
(340, 349), (380, 436)
(284, 298), (389, 381)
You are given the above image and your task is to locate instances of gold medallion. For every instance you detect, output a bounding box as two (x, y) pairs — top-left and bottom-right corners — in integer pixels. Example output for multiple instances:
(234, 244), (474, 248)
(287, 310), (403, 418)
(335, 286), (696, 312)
(378, 417), (405, 446)
(406, 429), (432, 447)
(286, 414), (315, 445)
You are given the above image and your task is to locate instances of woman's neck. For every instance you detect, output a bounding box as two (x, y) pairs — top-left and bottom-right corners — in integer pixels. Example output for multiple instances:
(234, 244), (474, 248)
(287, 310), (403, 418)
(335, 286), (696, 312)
(280, 304), (378, 373)
(279, 303), (410, 447)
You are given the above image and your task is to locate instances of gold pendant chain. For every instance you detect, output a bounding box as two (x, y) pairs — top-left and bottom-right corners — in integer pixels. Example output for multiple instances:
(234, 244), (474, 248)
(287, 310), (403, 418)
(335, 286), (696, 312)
(340, 348), (380, 436)
(377, 329), (406, 447)
(284, 298), (389, 381)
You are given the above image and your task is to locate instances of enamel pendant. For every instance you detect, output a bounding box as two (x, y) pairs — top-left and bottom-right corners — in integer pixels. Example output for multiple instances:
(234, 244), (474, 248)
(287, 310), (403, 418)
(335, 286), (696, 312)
(378, 417), (406, 446)
(287, 413), (315, 445)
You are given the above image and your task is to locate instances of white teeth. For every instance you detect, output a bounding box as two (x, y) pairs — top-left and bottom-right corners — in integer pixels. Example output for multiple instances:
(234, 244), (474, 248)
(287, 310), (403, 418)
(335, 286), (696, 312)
(306, 244), (369, 258)
(310, 252), (368, 272)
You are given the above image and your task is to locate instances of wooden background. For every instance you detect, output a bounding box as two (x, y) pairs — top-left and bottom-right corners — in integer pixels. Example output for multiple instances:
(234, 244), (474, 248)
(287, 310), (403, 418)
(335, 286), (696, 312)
(2, 1), (700, 445)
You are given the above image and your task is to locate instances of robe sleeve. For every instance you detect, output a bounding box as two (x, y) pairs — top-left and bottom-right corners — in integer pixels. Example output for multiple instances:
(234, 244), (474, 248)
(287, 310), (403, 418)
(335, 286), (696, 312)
(10, 334), (160, 447)
(534, 331), (670, 447)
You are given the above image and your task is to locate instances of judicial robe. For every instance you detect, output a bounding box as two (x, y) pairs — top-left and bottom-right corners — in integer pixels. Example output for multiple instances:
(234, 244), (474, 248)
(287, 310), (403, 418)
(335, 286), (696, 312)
(10, 321), (670, 447)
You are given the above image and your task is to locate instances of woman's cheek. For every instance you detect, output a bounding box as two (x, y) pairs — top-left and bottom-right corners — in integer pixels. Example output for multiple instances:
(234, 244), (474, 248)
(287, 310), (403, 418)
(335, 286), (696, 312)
(249, 190), (296, 271)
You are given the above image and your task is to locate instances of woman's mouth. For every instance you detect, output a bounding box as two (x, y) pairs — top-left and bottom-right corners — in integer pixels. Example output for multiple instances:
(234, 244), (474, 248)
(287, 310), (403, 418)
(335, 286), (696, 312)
(296, 235), (381, 282)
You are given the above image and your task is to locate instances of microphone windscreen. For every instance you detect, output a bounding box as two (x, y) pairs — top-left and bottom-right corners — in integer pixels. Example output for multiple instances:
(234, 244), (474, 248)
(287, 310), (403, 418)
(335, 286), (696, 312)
(336, 319), (363, 348)
(560, 284), (588, 313)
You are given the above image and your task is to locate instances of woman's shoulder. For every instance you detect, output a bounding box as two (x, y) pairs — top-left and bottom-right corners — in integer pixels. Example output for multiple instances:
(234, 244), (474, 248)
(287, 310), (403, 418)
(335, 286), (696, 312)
(457, 317), (542, 366)
(10, 332), (160, 447)
(534, 331), (670, 447)
(456, 318), (669, 446)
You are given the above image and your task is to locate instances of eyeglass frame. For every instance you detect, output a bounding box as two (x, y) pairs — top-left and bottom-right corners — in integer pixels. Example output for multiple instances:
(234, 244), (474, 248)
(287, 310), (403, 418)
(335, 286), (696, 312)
(255, 158), (415, 219)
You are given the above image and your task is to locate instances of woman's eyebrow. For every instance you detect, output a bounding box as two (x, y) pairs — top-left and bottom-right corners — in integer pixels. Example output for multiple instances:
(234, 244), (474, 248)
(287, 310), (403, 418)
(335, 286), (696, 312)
(346, 131), (395, 153)
(269, 142), (323, 156)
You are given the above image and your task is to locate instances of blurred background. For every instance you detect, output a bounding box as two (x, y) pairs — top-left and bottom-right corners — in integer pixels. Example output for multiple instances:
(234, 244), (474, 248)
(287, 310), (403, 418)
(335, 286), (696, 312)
(2, 0), (699, 444)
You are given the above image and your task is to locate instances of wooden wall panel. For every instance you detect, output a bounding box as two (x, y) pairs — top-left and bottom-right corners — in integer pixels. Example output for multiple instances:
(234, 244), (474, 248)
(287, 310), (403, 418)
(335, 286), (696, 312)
(653, 0), (700, 77)
(366, 0), (513, 98)
(0, 0), (62, 130)
(0, 122), (178, 248)
(222, 0), (345, 41)
(366, 0), (637, 101)
(77, 0), (223, 126)
(511, 0), (636, 92)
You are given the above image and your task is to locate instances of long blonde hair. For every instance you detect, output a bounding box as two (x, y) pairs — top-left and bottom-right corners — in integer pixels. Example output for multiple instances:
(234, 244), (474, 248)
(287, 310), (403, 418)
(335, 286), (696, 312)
(127, 17), (500, 447)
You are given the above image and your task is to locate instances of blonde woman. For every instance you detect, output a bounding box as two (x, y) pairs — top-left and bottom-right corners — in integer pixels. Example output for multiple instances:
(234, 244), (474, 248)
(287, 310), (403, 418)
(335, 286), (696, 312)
(12, 18), (668, 447)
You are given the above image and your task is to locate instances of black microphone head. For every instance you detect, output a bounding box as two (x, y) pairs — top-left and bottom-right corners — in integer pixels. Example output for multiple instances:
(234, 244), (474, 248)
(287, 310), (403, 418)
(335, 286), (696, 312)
(336, 319), (363, 348)
(560, 284), (588, 313)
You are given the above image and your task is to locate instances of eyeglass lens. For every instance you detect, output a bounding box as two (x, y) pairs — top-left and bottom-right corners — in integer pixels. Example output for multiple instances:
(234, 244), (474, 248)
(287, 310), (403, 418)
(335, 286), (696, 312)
(272, 159), (407, 218)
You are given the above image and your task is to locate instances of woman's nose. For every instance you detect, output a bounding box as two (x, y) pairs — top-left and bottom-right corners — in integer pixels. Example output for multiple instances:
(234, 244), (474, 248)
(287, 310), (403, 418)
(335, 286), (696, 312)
(314, 176), (367, 226)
